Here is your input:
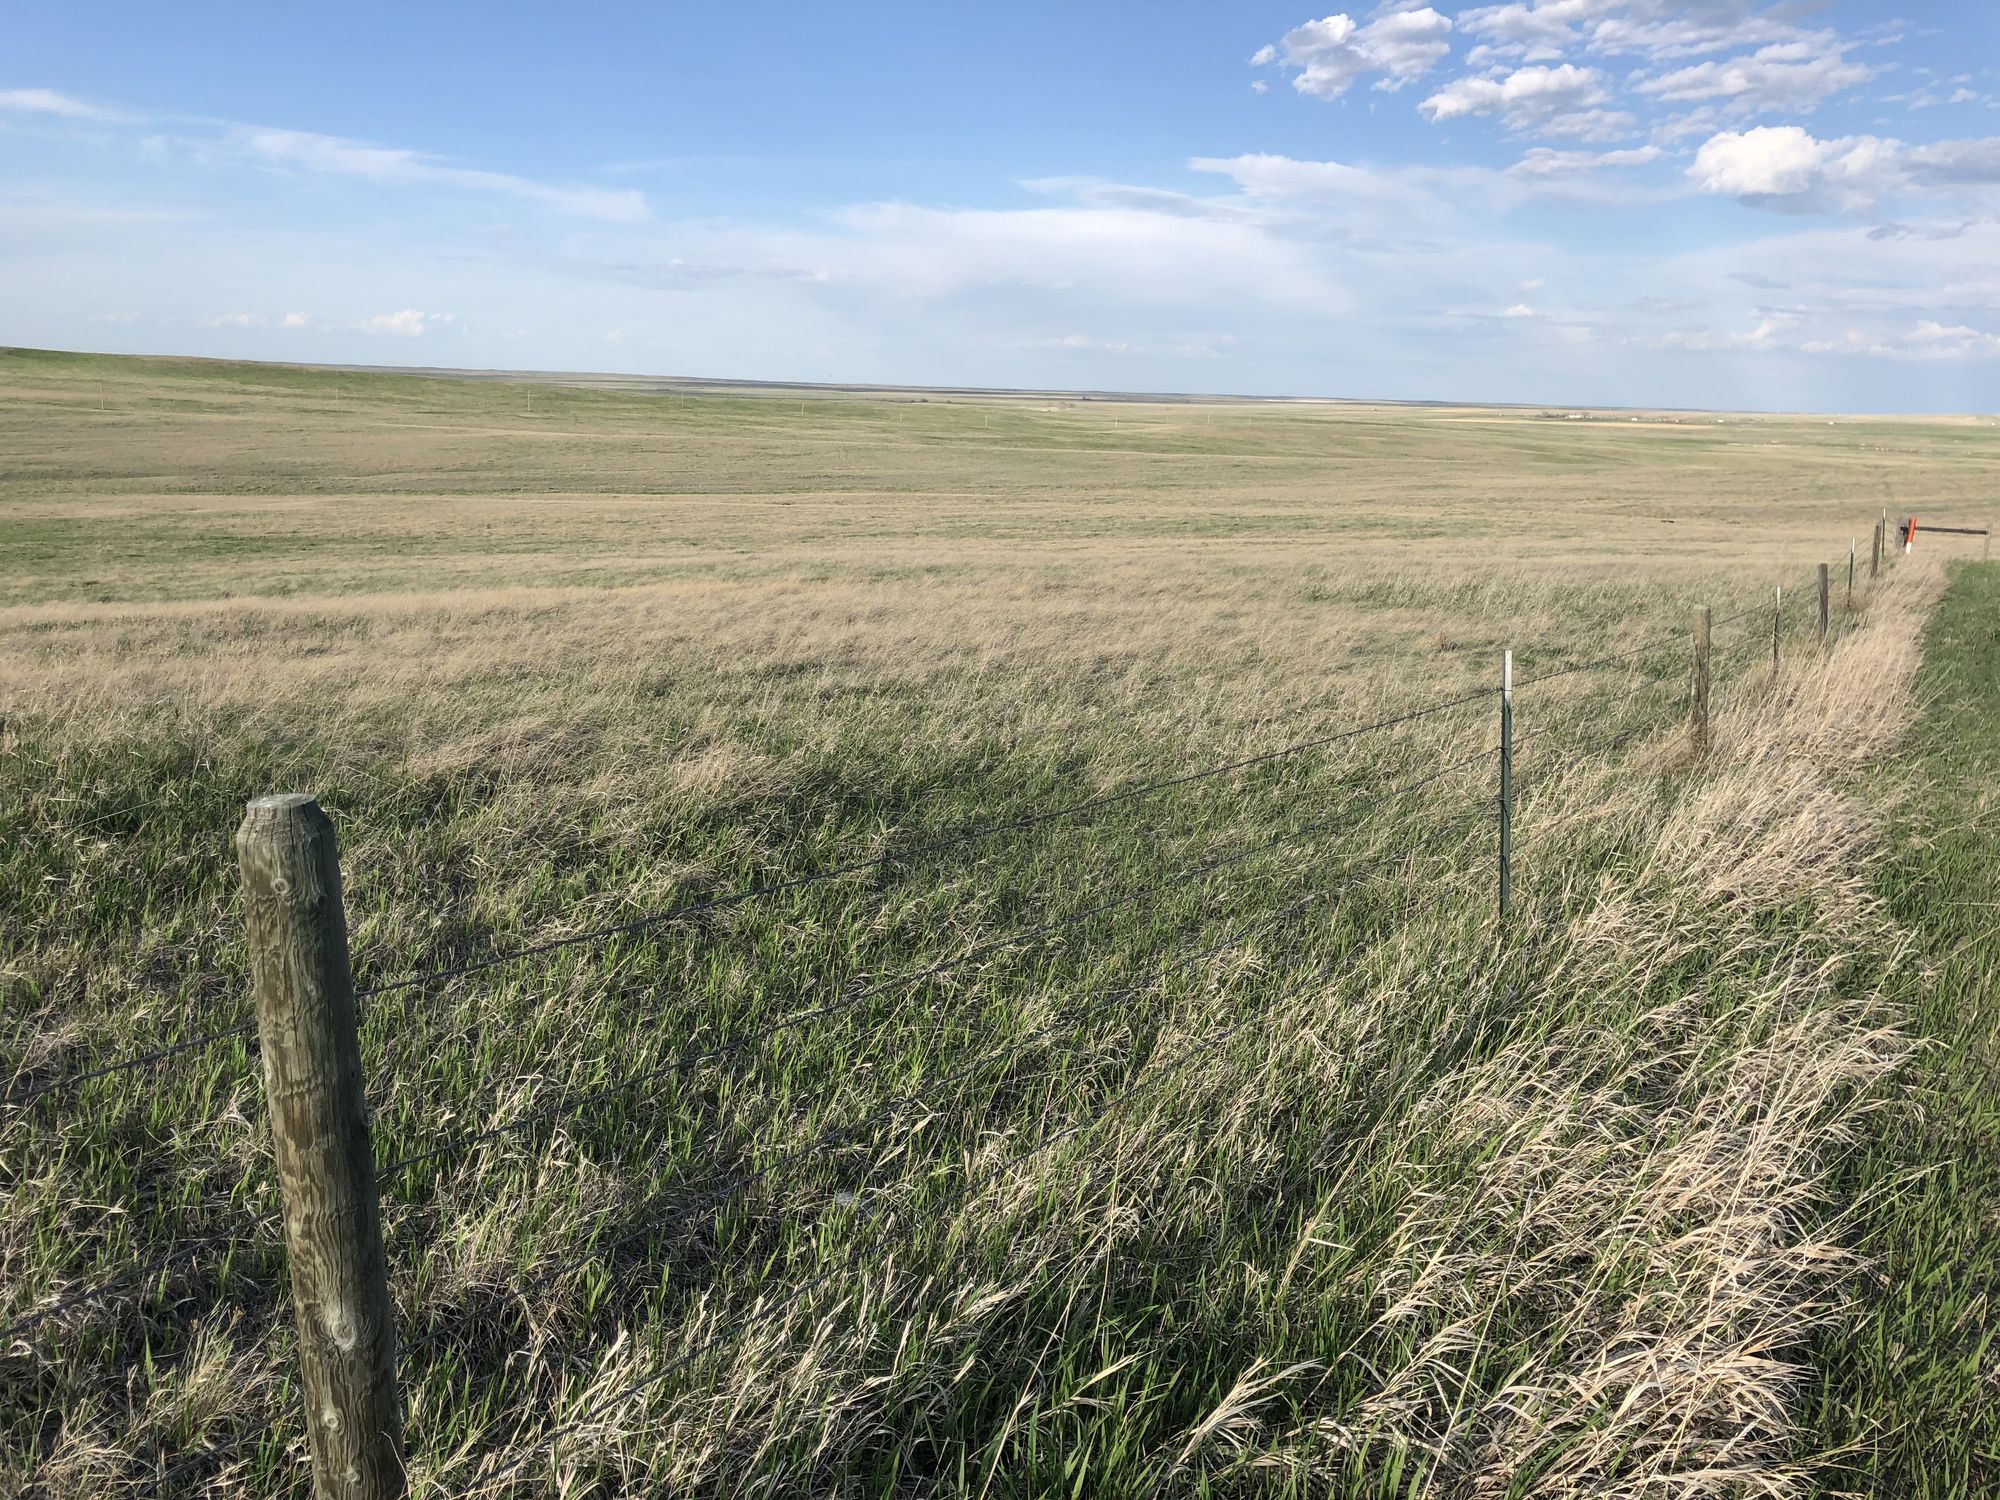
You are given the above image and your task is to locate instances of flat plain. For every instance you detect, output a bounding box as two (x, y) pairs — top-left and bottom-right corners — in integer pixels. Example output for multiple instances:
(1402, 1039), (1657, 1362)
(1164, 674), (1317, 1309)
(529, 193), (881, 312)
(3, 346), (1996, 1497)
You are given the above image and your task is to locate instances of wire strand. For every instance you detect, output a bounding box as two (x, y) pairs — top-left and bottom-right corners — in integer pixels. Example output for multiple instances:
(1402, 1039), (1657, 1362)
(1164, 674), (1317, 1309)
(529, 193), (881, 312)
(7, 1019), (258, 1108)
(347, 689), (1493, 1004)
(397, 806), (1490, 1364)
(372, 750), (1494, 1183)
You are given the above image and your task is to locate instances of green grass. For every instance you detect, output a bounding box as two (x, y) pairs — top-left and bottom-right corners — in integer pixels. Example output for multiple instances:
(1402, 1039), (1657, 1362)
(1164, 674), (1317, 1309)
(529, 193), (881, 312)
(1803, 559), (2000, 1497)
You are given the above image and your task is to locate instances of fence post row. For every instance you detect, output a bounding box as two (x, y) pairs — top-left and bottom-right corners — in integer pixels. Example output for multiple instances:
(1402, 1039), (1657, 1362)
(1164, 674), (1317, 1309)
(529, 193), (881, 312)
(1690, 605), (1711, 757)
(1497, 650), (1513, 922)
(237, 795), (406, 1500)
(205, 519), (1904, 1490)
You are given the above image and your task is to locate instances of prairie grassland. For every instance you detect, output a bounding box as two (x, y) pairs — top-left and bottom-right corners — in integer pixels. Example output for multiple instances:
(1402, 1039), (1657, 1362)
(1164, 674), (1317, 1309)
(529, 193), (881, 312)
(0, 348), (1994, 1496)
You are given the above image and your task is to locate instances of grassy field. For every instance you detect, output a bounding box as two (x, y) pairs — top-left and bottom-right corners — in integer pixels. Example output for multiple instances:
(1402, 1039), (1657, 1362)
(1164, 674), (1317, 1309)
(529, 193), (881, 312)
(1, 346), (1996, 1496)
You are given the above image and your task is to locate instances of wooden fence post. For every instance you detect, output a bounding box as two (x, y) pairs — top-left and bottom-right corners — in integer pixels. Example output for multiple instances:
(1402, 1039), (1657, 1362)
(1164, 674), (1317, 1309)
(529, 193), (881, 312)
(1690, 605), (1711, 757)
(1818, 563), (1830, 651)
(237, 795), (405, 1500)
(1771, 587), (1782, 676)
(1847, 540), (1855, 611)
(1871, 520), (1882, 580)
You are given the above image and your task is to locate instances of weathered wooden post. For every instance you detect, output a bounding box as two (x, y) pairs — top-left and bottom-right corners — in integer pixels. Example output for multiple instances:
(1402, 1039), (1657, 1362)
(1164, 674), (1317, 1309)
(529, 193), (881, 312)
(1771, 586), (1782, 676)
(237, 795), (404, 1500)
(1847, 539), (1855, 611)
(1817, 563), (1830, 651)
(1691, 605), (1711, 757)
(1497, 651), (1513, 922)
(1871, 520), (1882, 580)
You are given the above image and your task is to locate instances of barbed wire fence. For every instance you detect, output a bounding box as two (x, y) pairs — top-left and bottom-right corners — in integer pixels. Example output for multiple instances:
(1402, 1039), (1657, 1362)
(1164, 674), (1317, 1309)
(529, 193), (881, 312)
(2, 530), (1907, 1498)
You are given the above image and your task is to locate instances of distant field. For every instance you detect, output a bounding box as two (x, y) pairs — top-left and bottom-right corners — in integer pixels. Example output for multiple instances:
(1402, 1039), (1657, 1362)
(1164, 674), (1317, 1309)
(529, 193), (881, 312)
(2, 347), (1995, 1497)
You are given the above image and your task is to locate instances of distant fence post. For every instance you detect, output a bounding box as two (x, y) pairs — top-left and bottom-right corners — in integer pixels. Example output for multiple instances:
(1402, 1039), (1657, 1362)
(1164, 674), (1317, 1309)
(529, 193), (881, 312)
(1497, 650), (1513, 922)
(1817, 563), (1830, 651)
(1690, 605), (1711, 757)
(1771, 587), (1782, 676)
(237, 795), (405, 1500)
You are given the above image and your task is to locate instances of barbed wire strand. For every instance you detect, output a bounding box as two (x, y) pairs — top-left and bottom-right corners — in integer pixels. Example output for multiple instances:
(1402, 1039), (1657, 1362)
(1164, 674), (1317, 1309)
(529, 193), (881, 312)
(373, 749), (1496, 1183)
(348, 690), (1493, 1002)
(1509, 593), (1771, 693)
(1517, 552), (1866, 695)
(397, 806), (1491, 1364)
(12, 686), (1493, 1111)
(8, 1020), (261, 1108)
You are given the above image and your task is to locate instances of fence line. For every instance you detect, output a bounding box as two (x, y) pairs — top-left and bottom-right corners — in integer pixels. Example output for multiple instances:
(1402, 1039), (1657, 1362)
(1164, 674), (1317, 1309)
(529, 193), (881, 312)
(5, 566), (1839, 1114)
(5, 537), (1899, 1498)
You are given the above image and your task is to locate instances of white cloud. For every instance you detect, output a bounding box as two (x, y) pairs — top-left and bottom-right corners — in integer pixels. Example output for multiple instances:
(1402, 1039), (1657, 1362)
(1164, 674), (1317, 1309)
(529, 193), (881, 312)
(1903, 319), (2000, 356)
(0, 87), (128, 122)
(1458, 2), (1818, 65)
(1590, 6), (1807, 62)
(1654, 311), (2000, 361)
(1455, 0), (1603, 61)
(1691, 125), (1839, 196)
(3, 86), (650, 223)
(1905, 136), (2000, 186)
(1047, 333), (1133, 353)
(1684, 126), (2000, 212)
(1183, 152), (1471, 241)
(1636, 38), (1874, 114)
(1191, 151), (1427, 205)
(1255, 8), (1454, 100)
(1510, 143), (1662, 175)
(232, 127), (650, 222)
(1500, 302), (1539, 316)
(1419, 63), (1630, 139)
(359, 309), (446, 336)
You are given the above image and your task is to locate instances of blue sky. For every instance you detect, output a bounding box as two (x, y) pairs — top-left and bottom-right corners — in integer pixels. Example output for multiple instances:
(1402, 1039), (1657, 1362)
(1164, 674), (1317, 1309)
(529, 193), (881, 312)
(5, 2), (2000, 410)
